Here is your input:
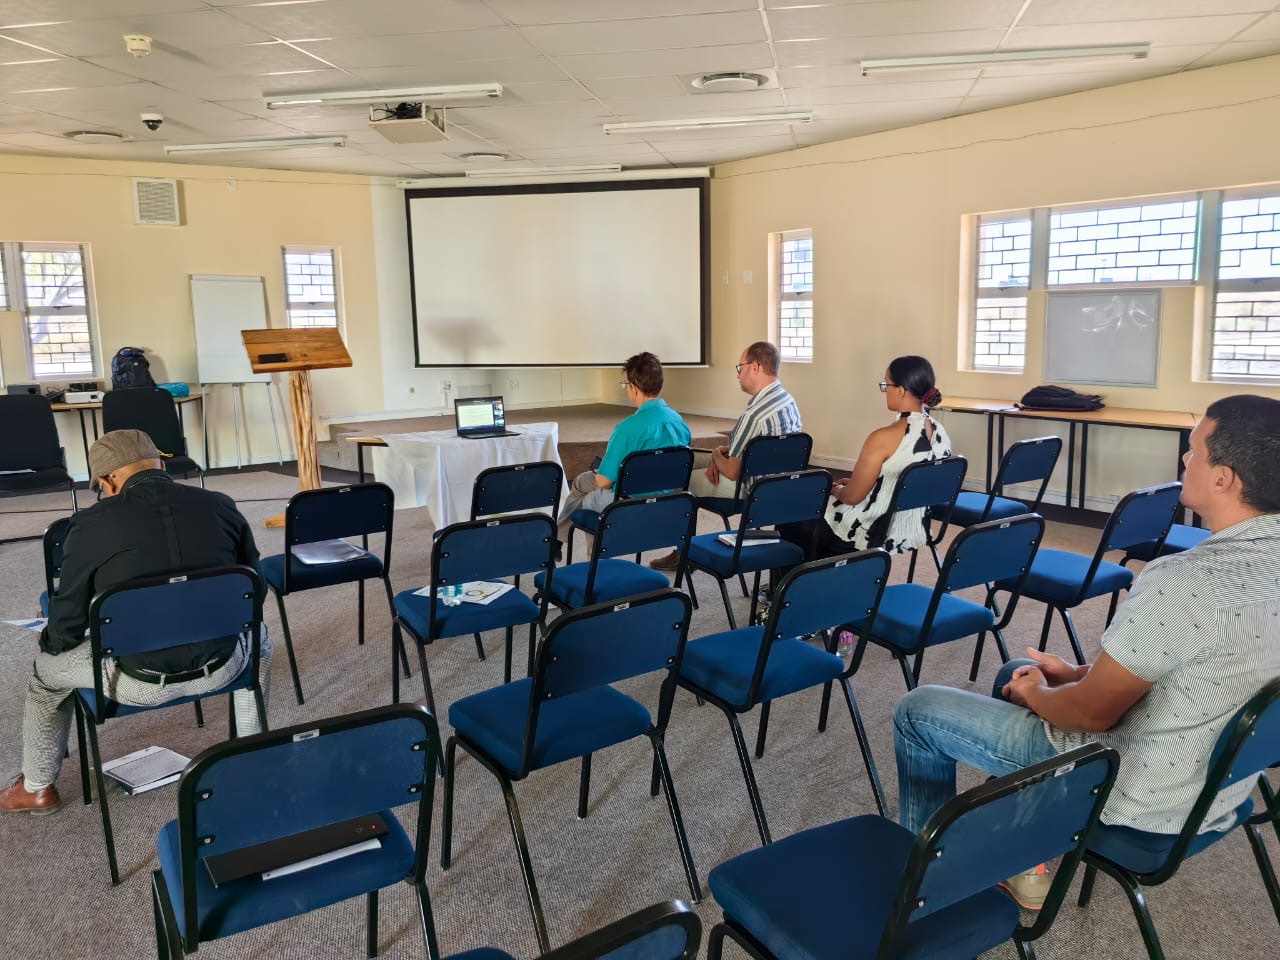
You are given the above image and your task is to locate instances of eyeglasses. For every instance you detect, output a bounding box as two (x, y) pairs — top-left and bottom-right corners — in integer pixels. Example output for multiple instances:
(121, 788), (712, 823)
(735, 362), (751, 375)
(878, 380), (893, 393)
(619, 379), (632, 389)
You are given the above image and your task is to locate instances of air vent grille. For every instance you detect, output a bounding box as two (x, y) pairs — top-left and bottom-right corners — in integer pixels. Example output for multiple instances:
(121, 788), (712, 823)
(133, 177), (181, 226)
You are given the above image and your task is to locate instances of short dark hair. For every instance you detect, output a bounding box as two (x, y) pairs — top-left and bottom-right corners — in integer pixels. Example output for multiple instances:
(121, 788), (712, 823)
(887, 355), (942, 407)
(745, 341), (780, 376)
(624, 351), (664, 396)
(1204, 394), (1280, 512)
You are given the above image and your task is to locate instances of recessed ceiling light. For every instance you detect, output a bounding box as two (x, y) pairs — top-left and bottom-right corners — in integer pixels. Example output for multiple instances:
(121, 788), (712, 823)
(691, 72), (769, 93)
(65, 130), (125, 144)
(459, 151), (510, 162)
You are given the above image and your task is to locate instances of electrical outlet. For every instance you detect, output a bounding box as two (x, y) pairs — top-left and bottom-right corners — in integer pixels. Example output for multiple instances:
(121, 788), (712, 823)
(441, 380), (452, 391)
(408, 386), (415, 394)
(508, 378), (520, 391)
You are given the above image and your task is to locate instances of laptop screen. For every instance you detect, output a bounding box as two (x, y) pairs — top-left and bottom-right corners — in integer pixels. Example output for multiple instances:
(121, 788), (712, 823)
(455, 396), (506, 434)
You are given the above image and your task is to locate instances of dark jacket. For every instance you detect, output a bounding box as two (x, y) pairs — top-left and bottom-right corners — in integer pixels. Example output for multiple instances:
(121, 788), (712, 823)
(41, 470), (262, 673)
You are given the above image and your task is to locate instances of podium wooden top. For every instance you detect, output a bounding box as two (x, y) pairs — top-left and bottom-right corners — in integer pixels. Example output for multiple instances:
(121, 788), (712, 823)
(242, 328), (353, 373)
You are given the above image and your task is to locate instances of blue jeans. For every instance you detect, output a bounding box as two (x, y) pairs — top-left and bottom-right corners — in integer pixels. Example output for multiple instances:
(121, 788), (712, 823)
(893, 659), (1059, 834)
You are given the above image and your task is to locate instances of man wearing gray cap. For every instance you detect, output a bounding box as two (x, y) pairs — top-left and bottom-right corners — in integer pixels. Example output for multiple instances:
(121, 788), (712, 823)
(0, 429), (271, 814)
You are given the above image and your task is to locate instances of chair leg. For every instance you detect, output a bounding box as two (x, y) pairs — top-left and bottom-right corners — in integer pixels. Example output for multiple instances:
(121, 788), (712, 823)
(503, 628), (514, 683)
(912, 651), (925, 685)
(708, 922), (728, 960)
(754, 701), (771, 760)
(1059, 608), (1087, 666)
(991, 627), (1011, 663)
(840, 677), (887, 816)
(577, 753), (592, 819)
(1037, 604), (1054, 652)
(152, 870), (185, 960)
(81, 705), (120, 885)
(527, 621), (537, 679)
(1110, 869), (1166, 960)
(391, 622), (404, 704)
(366, 890), (378, 959)
(566, 525), (576, 565)
(649, 731), (703, 904)
(897, 655), (917, 691)
(473, 632), (487, 662)
(415, 879), (442, 960)
(414, 642), (439, 727)
(74, 700), (91, 804)
(440, 737), (459, 870)
(715, 577), (738, 631)
(1105, 590), (1122, 628)
(725, 711), (772, 845)
(152, 874), (170, 960)
(817, 681), (833, 733)
(1078, 862), (1098, 906)
(969, 633), (987, 682)
(252, 685), (268, 733)
(498, 774), (551, 953)
(738, 573), (750, 599)
(226, 694), (236, 739)
(273, 591), (306, 705)
(1259, 777), (1280, 846)
(382, 577), (411, 679)
(906, 549), (919, 583)
(192, 701), (204, 729)
(1245, 823), (1280, 925)
(357, 580), (366, 646)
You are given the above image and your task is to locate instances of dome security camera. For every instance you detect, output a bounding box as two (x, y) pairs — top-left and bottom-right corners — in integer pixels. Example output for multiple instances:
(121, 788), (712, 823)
(141, 111), (163, 131)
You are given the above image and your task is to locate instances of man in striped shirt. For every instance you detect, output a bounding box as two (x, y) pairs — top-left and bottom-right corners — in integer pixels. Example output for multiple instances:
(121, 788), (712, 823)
(892, 394), (1280, 907)
(650, 341), (801, 571)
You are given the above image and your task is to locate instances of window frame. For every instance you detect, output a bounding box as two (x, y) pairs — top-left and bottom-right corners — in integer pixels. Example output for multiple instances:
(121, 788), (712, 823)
(1209, 187), (1280, 382)
(1, 241), (100, 381)
(282, 245), (343, 331)
(771, 228), (813, 364)
(971, 212), (1032, 372)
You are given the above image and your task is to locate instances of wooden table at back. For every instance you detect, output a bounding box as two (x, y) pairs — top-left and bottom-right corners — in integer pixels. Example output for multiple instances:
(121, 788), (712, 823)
(935, 396), (1199, 511)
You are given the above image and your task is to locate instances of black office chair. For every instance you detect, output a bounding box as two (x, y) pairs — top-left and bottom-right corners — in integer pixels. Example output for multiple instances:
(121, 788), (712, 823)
(102, 388), (203, 485)
(0, 394), (77, 524)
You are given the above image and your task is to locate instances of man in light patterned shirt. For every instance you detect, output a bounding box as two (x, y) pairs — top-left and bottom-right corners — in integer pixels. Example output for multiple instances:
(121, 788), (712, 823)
(892, 394), (1280, 905)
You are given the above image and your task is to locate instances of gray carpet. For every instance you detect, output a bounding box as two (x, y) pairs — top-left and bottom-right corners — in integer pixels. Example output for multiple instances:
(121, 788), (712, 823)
(0, 470), (1275, 960)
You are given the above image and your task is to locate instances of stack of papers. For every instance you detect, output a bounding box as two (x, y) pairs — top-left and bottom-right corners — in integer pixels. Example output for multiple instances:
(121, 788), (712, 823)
(102, 745), (190, 795)
(717, 533), (781, 548)
(412, 581), (515, 605)
(291, 539), (367, 565)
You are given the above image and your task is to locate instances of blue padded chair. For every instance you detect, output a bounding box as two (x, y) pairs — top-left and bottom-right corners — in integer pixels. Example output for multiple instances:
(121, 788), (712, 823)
(37, 514), (73, 616)
(102, 387), (203, 484)
(996, 482), (1182, 666)
(1078, 678), (1280, 959)
(852, 513), (1045, 689)
(944, 435), (1061, 529)
(464, 461), (564, 663)
(441, 590), (701, 953)
(1122, 522), (1211, 566)
(393, 513), (558, 715)
(151, 704), (442, 960)
(676, 550), (891, 845)
(686, 469), (833, 630)
(876, 455), (967, 582)
(445, 900), (701, 960)
(566, 446), (694, 564)
(0, 394), (77, 527)
(72, 565), (267, 886)
(261, 483), (398, 705)
(706, 743), (1118, 960)
(534, 492), (697, 611)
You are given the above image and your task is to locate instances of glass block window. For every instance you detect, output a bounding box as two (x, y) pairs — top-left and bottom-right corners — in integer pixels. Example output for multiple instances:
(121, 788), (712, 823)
(20, 243), (95, 377)
(973, 214), (1029, 370)
(0, 246), (7, 310)
(1214, 193), (1280, 380)
(776, 229), (813, 362)
(283, 247), (340, 328)
(1048, 199), (1199, 285)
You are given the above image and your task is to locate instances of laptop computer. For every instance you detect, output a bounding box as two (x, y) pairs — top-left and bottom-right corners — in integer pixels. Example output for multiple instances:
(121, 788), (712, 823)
(454, 396), (519, 439)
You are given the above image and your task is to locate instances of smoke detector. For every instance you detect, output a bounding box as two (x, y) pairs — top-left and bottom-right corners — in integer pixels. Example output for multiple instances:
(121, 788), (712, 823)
(691, 71), (769, 93)
(66, 130), (125, 144)
(124, 34), (152, 57)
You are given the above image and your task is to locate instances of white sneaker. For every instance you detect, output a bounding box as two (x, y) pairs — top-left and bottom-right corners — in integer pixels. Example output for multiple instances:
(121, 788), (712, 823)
(998, 863), (1053, 911)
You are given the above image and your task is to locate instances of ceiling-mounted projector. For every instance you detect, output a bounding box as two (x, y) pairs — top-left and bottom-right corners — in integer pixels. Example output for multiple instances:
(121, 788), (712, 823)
(369, 103), (447, 143)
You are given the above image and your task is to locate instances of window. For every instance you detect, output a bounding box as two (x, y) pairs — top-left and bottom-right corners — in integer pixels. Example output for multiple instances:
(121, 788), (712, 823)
(1213, 193), (1280, 380)
(283, 247), (341, 328)
(0, 246), (7, 310)
(1, 242), (97, 378)
(774, 229), (813, 362)
(1048, 199), (1199, 285)
(973, 215), (1030, 370)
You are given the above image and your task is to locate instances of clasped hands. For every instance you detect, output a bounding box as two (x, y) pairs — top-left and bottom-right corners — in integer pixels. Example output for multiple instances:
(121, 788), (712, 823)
(1002, 647), (1082, 708)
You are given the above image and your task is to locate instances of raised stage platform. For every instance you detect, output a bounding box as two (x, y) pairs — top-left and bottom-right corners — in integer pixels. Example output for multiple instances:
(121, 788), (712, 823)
(318, 403), (736, 480)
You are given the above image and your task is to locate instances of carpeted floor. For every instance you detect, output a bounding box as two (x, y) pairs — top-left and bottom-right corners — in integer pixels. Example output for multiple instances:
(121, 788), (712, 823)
(0, 469), (1275, 960)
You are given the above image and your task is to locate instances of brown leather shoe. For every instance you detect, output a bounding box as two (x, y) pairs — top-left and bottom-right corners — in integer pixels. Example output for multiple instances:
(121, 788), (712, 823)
(648, 550), (681, 571)
(0, 775), (61, 815)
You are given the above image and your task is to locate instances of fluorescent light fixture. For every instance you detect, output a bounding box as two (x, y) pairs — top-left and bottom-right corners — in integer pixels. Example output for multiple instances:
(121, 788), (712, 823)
(464, 164), (622, 180)
(163, 136), (346, 155)
(602, 112), (814, 135)
(266, 83), (503, 109)
(859, 44), (1150, 76)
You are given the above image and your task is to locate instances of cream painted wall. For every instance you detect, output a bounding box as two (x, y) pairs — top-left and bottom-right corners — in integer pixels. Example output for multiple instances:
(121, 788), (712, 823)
(664, 55), (1280, 508)
(0, 154), (384, 477)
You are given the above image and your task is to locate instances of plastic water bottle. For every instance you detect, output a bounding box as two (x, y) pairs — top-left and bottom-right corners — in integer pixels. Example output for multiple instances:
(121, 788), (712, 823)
(440, 583), (463, 606)
(835, 630), (856, 668)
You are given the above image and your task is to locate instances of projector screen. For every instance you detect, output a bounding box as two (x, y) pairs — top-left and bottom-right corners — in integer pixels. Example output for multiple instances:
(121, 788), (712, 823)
(405, 179), (708, 367)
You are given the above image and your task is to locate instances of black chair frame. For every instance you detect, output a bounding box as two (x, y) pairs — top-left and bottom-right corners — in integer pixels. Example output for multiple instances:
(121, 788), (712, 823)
(102, 387), (204, 486)
(878, 455), (967, 581)
(540, 899), (702, 960)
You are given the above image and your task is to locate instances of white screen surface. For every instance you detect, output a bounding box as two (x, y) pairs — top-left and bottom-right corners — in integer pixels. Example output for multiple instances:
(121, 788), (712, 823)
(456, 400), (497, 429)
(407, 181), (706, 367)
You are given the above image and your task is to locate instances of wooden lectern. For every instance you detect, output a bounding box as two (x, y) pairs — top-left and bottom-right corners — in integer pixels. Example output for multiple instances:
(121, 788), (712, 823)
(242, 328), (352, 528)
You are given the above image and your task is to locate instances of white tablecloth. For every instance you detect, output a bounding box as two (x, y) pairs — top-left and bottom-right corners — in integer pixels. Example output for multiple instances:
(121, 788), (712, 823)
(369, 421), (570, 528)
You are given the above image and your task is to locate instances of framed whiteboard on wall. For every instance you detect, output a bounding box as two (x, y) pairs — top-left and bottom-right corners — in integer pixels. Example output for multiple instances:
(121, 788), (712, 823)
(1044, 290), (1162, 388)
(190, 275), (272, 384)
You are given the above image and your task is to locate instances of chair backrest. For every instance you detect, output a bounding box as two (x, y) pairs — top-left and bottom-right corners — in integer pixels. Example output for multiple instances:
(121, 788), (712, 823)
(1140, 677), (1280, 883)
(471, 460), (564, 519)
(42, 515), (74, 599)
(176, 704), (439, 948)
(995, 436), (1062, 502)
(0, 394), (62, 471)
(886, 456), (969, 515)
(282, 482), (395, 587)
(102, 387), (186, 456)
(730, 432), (813, 500)
(615, 446), (695, 499)
(1099, 482), (1183, 554)
(540, 900), (701, 960)
(584, 493), (697, 604)
(877, 743), (1119, 959)
(521, 590), (692, 774)
(735, 469), (831, 533)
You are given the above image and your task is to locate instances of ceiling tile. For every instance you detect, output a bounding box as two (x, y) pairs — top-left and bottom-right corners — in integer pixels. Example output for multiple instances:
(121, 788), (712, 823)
(519, 12), (766, 56)
(1189, 40), (1280, 66)
(779, 63), (981, 86)
(0, 57), (136, 94)
(774, 29), (1009, 66)
(601, 89), (785, 117)
(783, 78), (977, 106)
(766, 1), (1025, 43)
(554, 43), (773, 79)
(502, 81), (595, 104)
(193, 41), (340, 75)
(349, 58), (567, 87)
(1, 12), (274, 58)
(1235, 12), (1280, 42)
(1007, 16), (1264, 48)
(222, 0), (503, 39)
(584, 75), (687, 98)
(298, 28), (540, 70)
(0, 0), (205, 19)
(486, 0), (757, 25)
(1018, 0), (1276, 25)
